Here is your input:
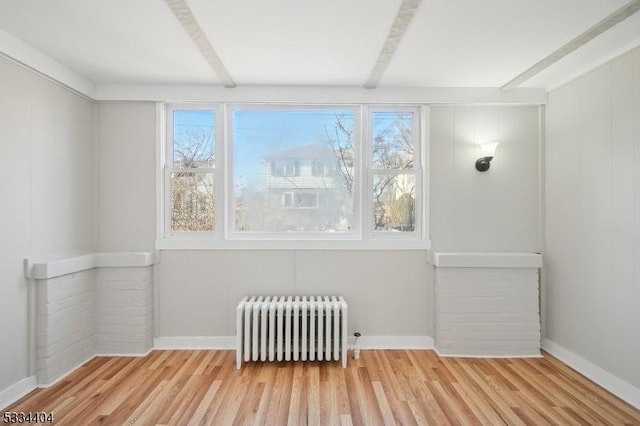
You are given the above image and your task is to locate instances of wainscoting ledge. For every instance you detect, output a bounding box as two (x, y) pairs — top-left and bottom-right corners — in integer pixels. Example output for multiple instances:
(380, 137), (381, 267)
(24, 251), (158, 279)
(427, 251), (542, 268)
(24, 251), (157, 387)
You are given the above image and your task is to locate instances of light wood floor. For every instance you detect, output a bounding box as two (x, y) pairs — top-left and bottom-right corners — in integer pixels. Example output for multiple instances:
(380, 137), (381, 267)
(7, 350), (640, 425)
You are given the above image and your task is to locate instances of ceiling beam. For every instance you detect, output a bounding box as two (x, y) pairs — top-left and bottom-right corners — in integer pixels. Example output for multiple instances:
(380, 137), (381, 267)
(164, 0), (236, 88)
(502, 0), (640, 90)
(364, 0), (422, 89)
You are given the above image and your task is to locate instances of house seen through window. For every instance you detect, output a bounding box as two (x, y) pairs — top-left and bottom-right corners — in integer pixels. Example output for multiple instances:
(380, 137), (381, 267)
(233, 108), (355, 233)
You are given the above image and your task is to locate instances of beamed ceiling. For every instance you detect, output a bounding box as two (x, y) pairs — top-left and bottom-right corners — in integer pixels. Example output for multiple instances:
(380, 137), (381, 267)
(1, 0), (640, 95)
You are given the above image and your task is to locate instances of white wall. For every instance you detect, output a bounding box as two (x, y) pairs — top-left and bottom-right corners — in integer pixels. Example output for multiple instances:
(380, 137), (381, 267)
(97, 103), (156, 252)
(94, 103), (437, 341)
(545, 45), (640, 389)
(155, 250), (432, 339)
(95, 102), (541, 342)
(429, 105), (542, 358)
(0, 57), (95, 393)
(430, 105), (541, 252)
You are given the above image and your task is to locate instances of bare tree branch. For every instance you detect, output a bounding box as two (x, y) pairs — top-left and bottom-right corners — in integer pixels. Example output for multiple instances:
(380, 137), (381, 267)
(324, 114), (354, 194)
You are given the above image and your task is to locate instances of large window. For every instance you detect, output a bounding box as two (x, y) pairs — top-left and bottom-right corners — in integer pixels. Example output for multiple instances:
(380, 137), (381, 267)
(230, 107), (356, 235)
(161, 104), (426, 248)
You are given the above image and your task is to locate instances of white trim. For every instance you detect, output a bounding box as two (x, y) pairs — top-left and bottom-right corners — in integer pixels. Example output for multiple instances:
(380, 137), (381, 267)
(154, 336), (236, 350)
(542, 338), (640, 409)
(24, 251), (157, 280)
(0, 376), (37, 410)
(434, 349), (542, 359)
(164, 103), (221, 239)
(366, 105), (423, 240)
(95, 348), (153, 358)
(0, 28), (95, 99)
(222, 103), (232, 239)
(155, 335), (433, 351)
(427, 251), (543, 268)
(38, 355), (95, 388)
(156, 238), (429, 250)
(25, 254), (95, 279)
(421, 105), (431, 244)
(156, 103), (166, 243)
(96, 85), (547, 104)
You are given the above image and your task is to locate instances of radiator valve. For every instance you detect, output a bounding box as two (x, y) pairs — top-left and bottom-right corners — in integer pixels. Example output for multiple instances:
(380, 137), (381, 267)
(353, 332), (361, 360)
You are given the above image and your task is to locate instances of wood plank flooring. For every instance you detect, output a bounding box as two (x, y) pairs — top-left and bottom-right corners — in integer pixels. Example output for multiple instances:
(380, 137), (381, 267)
(6, 350), (640, 425)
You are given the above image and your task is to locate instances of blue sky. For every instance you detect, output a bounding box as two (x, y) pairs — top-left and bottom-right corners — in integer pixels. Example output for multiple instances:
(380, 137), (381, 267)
(173, 108), (355, 188)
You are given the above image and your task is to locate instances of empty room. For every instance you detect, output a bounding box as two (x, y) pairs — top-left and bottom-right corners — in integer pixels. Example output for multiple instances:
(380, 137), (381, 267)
(1, 0), (640, 424)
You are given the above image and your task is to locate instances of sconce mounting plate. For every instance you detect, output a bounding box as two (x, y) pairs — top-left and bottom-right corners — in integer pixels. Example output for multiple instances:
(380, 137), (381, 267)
(475, 156), (493, 172)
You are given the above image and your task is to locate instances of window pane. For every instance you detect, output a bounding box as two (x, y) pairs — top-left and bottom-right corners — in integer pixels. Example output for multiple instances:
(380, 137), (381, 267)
(373, 173), (415, 232)
(173, 110), (215, 168)
(283, 191), (318, 209)
(372, 111), (415, 170)
(171, 172), (214, 232)
(232, 108), (355, 233)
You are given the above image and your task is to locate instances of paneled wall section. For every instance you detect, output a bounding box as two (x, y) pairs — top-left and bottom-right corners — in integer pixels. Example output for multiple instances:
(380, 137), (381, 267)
(545, 45), (640, 389)
(31, 259), (154, 386)
(0, 56), (95, 395)
(95, 103), (543, 343)
(435, 267), (540, 357)
(430, 105), (541, 252)
(35, 270), (95, 386)
(95, 267), (153, 355)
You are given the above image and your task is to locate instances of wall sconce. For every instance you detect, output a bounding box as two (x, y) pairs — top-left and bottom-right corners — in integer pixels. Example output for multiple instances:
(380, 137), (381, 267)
(475, 142), (499, 172)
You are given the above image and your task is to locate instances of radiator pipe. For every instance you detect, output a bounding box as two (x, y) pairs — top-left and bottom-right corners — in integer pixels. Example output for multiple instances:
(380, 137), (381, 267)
(353, 332), (361, 360)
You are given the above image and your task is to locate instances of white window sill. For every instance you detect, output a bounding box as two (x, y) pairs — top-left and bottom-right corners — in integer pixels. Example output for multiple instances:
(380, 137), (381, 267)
(156, 238), (430, 251)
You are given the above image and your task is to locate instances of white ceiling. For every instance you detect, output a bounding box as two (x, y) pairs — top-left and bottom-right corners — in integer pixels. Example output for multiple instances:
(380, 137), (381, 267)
(1, 0), (639, 92)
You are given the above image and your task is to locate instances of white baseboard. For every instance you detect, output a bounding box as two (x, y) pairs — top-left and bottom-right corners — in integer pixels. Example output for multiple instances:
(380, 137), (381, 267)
(39, 355), (96, 388)
(154, 336), (236, 350)
(542, 338), (640, 409)
(0, 376), (37, 410)
(154, 335), (433, 351)
(95, 348), (153, 358)
(434, 350), (543, 358)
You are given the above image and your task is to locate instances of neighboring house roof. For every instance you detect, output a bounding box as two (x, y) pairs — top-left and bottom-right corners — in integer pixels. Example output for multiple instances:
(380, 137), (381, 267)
(174, 159), (214, 168)
(264, 144), (338, 160)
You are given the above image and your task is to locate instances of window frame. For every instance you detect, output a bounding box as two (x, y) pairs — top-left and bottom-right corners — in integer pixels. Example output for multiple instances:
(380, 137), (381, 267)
(157, 102), (429, 250)
(163, 103), (223, 240)
(225, 103), (362, 241)
(366, 105), (423, 241)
